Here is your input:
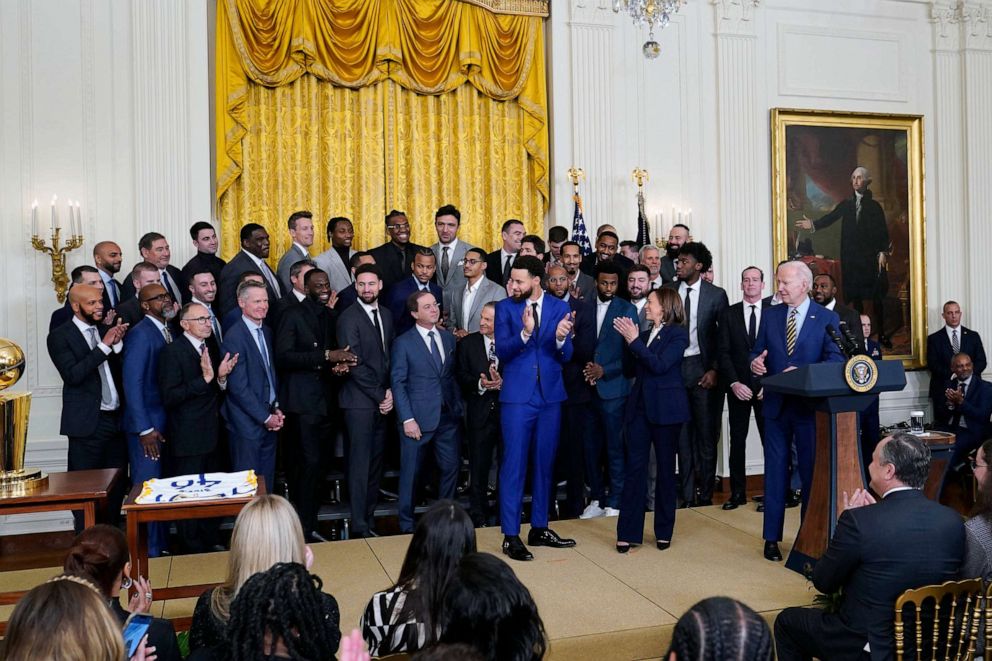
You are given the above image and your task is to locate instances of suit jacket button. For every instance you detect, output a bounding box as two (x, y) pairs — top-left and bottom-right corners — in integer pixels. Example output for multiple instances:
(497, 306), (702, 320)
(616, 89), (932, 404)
(313, 342), (318, 347)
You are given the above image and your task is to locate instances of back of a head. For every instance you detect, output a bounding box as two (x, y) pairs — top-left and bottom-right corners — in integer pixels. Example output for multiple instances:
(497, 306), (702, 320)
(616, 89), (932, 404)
(63, 523), (129, 597)
(666, 597), (773, 661)
(4, 575), (125, 661)
(438, 552), (546, 661)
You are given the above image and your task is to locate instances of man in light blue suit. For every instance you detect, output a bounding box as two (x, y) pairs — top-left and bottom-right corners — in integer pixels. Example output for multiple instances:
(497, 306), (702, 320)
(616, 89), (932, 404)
(750, 261), (844, 562)
(122, 283), (174, 557)
(495, 256), (577, 561)
(390, 290), (463, 533)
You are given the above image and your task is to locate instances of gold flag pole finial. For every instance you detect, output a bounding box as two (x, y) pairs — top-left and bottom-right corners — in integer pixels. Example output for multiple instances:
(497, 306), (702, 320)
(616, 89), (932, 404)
(567, 167), (585, 192)
(632, 168), (649, 189)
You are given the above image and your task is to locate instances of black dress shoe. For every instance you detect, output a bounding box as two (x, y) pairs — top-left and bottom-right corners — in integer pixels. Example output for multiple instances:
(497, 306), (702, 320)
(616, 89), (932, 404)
(785, 490), (802, 508)
(764, 541), (782, 561)
(502, 535), (534, 561)
(675, 500), (689, 510)
(527, 527), (576, 548)
(721, 500), (740, 511)
(756, 502), (765, 512)
(616, 542), (631, 554)
(722, 494), (747, 510)
(656, 540), (671, 551)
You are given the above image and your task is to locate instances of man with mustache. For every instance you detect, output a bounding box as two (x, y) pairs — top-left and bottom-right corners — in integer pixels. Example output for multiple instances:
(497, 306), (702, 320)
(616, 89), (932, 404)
(369, 209), (427, 290)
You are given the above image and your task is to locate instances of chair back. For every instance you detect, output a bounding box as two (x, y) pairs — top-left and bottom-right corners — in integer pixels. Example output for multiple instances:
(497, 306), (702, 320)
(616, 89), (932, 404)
(894, 578), (984, 661)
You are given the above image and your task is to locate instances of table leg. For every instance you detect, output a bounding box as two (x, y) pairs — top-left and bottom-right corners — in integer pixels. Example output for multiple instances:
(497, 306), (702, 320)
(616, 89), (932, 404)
(126, 511), (148, 599)
(82, 501), (96, 529)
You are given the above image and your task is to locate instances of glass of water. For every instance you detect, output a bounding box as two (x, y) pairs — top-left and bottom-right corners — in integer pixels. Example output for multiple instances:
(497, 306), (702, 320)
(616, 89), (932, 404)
(910, 410), (925, 434)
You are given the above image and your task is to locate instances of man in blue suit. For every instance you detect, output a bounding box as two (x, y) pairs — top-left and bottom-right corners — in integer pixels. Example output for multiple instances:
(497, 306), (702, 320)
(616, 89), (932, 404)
(122, 283), (174, 557)
(750, 261), (844, 561)
(580, 262), (638, 518)
(391, 291), (463, 532)
(495, 256), (577, 561)
(220, 281), (284, 492)
(385, 248), (443, 336)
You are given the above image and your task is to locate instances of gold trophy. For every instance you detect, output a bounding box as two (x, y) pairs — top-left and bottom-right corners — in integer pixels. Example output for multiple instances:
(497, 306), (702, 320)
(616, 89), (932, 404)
(0, 338), (46, 494)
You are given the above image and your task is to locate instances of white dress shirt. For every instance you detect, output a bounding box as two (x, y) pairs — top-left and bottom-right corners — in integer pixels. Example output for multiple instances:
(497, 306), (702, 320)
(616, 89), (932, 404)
(521, 293), (566, 349)
(358, 299), (386, 347)
(596, 297), (611, 337)
(678, 281), (701, 357)
(742, 299), (762, 333)
(292, 289), (306, 302)
(788, 296), (811, 338)
(946, 325), (962, 346)
(462, 277), (483, 329)
(71, 315), (121, 411)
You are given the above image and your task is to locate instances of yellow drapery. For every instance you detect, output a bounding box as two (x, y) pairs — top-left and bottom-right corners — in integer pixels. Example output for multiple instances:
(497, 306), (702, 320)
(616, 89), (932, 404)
(216, 0), (548, 258)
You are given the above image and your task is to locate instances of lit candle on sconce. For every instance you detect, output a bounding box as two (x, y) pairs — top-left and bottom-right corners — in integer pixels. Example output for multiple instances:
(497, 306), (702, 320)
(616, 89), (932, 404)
(51, 195), (58, 235)
(31, 200), (38, 237)
(687, 208), (693, 227)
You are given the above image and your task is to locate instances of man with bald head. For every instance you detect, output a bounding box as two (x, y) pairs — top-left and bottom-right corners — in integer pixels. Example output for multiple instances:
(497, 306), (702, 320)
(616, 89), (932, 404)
(49, 265), (107, 332)
(93, 240), (124, 310)
(47, 284), (129, 530)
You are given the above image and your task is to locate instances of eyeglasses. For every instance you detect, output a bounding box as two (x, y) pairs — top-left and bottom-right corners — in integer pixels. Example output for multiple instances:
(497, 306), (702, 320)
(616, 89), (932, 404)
(387, 223), (410, 231)
(463, 259), (484, 266)
(971, 459), (989, 470)
(141, 294), (172, 303)
(185, 316), (211, 324)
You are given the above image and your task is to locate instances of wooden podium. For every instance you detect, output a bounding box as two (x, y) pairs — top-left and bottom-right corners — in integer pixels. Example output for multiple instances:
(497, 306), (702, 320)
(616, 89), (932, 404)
(761, 360), (906, 575)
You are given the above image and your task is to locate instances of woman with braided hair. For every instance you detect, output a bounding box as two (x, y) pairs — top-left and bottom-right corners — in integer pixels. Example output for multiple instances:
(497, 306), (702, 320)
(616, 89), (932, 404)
(665, 597), (773, 661)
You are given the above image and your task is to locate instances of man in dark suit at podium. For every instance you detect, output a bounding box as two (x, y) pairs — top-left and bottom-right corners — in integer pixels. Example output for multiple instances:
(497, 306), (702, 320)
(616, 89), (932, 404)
(750, 261), (844, 562)
(927, 300), (987, 426)
(935, 352), (992, 471)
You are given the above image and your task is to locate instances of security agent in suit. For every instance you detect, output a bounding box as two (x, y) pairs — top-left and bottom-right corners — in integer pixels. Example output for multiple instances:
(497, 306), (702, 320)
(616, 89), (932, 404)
(448, 247), (506, 337)
(775, 432), (965, 661)
(275, 269), (358, 541)
(368, 209), (428, 290)
(859, 314), (883, 479)
(93, 240), (124, 313)
(456, 302), (504, 526)
(559, 241), (596, 302)
(122, 283), (176, 557)
(219, 281), (285, 492)
(751, 261), (844, 561)
(581, 262), (638, 516)
(157, 303), (238, 552)
(717, 266), (769, 510)
(927, 300), (987, 426)
(495, 256), (577, 561)
(336, 264), (396, 538)
(391, 291), (463, 532)
(116, 262), (161, 328)
(49, 266), (105, 332)
(275, 210), (315, 296)
(663, 242), (730, 506)
(935, 352), (992, 471)
(486, 219), (525, 286)
(313, 216), (357, 294)
(431, 204), (475, 303)
(181, 221), (226, 286)
(119, 232), (189, 307)
(811, 273), (865, 348)
(217, 223), (283, 318)
(384, 249), (444, 337)
(46, 285), (129, 531)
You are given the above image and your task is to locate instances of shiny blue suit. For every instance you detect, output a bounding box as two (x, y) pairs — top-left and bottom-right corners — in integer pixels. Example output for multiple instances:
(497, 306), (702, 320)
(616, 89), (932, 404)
(750, 300), (843, 542)
(495, 294), (573, 535)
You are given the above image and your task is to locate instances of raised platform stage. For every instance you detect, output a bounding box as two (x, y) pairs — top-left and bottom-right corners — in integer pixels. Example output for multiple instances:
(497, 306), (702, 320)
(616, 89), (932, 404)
(0, 505), (812, 660)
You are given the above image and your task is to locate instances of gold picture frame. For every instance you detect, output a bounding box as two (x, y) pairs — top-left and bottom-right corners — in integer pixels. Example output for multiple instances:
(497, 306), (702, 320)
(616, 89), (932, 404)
(771, 108), (926, 369)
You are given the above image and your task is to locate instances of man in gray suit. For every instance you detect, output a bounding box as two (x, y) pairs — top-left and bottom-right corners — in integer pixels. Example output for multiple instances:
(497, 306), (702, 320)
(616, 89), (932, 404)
(313, 216), (357, 294)
(448, 247), (506, 337)
(431, 204), (475, 304)
(275, 210), (315, 295)
(561, 241), (596, 302)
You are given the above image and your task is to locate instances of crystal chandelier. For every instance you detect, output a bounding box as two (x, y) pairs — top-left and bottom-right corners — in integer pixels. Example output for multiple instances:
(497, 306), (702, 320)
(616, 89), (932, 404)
(612, 0), (686, 59)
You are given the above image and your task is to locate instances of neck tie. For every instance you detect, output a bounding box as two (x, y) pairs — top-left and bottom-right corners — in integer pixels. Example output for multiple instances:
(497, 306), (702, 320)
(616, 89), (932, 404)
(748, 304), (757, 347)
(162, 325), (173, 344)
(262, 263), (282, 297)
(531, 302), (540, 335)
(650, 281), (657, 291)
(952, 329), (960, 354)
(487, 337), (497, 366)
(786, 308), (798, 355)
(161, 270), (179, 303)
(371, 308), (384, 351)
(256, 327), (275, 404)
(209, 307), (222, 342)
(684, 287), (693, 327)
(428, 330), (443, 371)
(86, 327), (114, 409)
(107, 279), (118, 307)
(199, 342), (207, 355)
(441, 247), (450, 281)
(503, 255), (513, 284)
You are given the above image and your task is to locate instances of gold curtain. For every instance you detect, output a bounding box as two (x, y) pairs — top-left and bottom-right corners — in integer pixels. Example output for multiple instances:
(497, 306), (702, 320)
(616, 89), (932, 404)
(216, 0), (549, 259)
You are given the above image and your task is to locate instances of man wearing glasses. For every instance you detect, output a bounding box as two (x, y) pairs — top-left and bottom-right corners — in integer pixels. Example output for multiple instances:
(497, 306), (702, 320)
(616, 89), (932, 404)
(369, 209), (427, 290)
(447, 247), (505, 337)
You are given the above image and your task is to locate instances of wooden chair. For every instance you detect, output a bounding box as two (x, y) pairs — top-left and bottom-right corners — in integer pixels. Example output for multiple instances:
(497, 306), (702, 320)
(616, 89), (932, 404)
(894, 578), (985, 661)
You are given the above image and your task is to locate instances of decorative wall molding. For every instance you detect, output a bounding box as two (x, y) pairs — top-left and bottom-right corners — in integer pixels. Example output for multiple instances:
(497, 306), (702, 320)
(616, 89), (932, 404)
(569, 0), (617, 27)
(713, 0), (761, 36)
(962, 2), (992, 50)
(932, 1), (992, 51)
(932, 1), (963, 51)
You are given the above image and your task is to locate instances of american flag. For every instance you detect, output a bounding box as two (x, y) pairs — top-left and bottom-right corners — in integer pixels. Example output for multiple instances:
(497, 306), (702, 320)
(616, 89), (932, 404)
(635, 188), (651, 247)
(571, 192), (592, 256)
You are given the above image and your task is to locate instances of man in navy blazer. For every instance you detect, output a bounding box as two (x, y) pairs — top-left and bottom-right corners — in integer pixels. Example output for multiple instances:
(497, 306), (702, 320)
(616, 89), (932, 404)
(385, 249), (443, 337)
(220, 281), (284, 492)
(750, 261), (844, 561)
(390, 291), (463, 532)
(927, 300), (987, 426)
(122, 283), (175, 557)
(495, 256), (576, 561)
(935, 352), (992, 471)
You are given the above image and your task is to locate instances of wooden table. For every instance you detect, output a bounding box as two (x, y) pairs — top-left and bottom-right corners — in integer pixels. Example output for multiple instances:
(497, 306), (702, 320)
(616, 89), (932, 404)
(121, 477), (266, 602)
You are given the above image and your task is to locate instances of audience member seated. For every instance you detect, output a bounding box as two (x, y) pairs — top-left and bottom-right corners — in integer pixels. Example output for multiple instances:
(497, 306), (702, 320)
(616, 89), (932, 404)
(963, 438), (992, 581)
(3, 574), (154, 661)
(665, 597), (773, 661)
(63, 524), (180, 661)
(361, 500), (477, 657)
(189, 562), (341, 661)
(774, 432), (965, 661)
(436, 552), (546, 661)
(189, 494), (319, 653)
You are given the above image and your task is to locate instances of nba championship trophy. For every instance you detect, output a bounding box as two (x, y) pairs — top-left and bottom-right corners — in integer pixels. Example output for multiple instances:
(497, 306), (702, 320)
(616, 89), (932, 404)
(0, 338), (46, 494)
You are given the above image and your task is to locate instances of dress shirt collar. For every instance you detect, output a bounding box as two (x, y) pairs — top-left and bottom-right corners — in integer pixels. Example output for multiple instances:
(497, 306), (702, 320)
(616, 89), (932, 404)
(411, 276), (431, 292)
(98, 269), (115, 287)
(145, 315), (167, 332)
(824, 299), (836, 311)
(241, 249), (267, 271)
(464, 277), (482, 295)
(790, 296), (811, 318)
(439, 238), (459, 251)
(415, 324), (439, 341)
(192, 296), (214, 311)
(293, 242), (310, 258)
(72, 315), (96, 335)
(633, 297), (647, 312)
(528, 292), (546, 310)
(358, 299), (379, 315)
(597, 297), (612, 308)
(293, 289), (306, 302)
(184, 332), (206, 352)
(650, 275), (663, 289)
(241, 315), (264, 332)
(678, 279), (701, 295)
(501, 249), (517, 262)
(946, 325), (962, 342)
(881, 486), (916, 498)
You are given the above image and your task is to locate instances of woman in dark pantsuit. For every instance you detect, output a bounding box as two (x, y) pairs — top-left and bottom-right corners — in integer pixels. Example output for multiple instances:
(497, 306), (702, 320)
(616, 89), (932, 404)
(614, 288), (689, 552)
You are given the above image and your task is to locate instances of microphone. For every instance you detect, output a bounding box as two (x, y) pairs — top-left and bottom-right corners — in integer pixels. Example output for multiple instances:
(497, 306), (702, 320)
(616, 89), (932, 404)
(838, 322), (860, 355)
(826, 324), (852, 358)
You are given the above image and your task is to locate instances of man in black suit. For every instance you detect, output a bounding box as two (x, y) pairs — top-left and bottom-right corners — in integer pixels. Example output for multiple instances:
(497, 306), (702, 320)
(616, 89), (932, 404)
(637, 245), (664, 291)
(560, 241), (596, 302)
(337, 264), (395, 538)
(935, 352), (992, 471)
(579, 231), (634, 277)
(546, 225), (568, 267)
(49, 266), (105, 332)
(717, 266), (769, 510)
(181, 222), (226, 286)
(93, 240), (124, 312)
(120, 232), (188, 306)
(276, 269), (357, 541)
(272, 260), (315, 321)
(158, 302), (237, 552)
(368, 209), (427, 290)
(384, 249), (443, 337)
(774, 432), (965, 661)
(811, 273), (865, 349)
(456, 302), (504, 526)
(336, 252), (374, 313)
(218, 223), (283, 317)
(115, 262), (162, 328)
(46, 284), (129, 530)
(187, 269), (224, 349)
(664, 242), (729, 506)
(927, 300), (987, 426)
(486, 219), (525, 286)
(660, 224), (690, 284)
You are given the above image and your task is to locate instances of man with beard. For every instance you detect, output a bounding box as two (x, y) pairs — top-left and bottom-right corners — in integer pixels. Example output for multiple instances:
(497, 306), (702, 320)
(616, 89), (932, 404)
(117, 262), (161, 328)
(448, 247), (505, 337)
(627, 265), (653, 331)
(661, 224), (690, 284)
(811, 274), (864, 349)
(181, 222), (226, 286)
(385, 249), (443, 336)
(546, 226), (568, 267)
(579, 231), (634, 277)
(314, 216), (357, 294)
(560, 241), (596, 302)
(123, 283), (177, 557)
(93, 240), (124, 312)
(430, 204), (475, 303)
(276, 269), (357, 542)
(187, 269), (224, 348)
(49, 266), (106, 332)
(337, 264), (395, 538)
(336, 252), (375, 313)
(218, 223), (283, 316)
(495, 256), (576, 560)
(47, 284), (129, 531)
(370, 210), (427, 290)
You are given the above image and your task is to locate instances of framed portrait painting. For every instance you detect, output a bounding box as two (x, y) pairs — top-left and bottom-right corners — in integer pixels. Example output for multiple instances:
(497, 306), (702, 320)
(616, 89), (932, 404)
(771, 109), (926, 369)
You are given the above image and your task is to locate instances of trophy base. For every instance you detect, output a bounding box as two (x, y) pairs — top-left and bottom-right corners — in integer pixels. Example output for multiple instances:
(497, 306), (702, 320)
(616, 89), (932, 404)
(0, 467), (48, 497)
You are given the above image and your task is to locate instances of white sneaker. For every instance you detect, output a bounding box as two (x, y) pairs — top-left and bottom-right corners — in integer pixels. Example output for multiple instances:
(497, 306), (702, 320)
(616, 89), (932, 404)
(580, 501), (605, 519)
(603, 507), (621, 517)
